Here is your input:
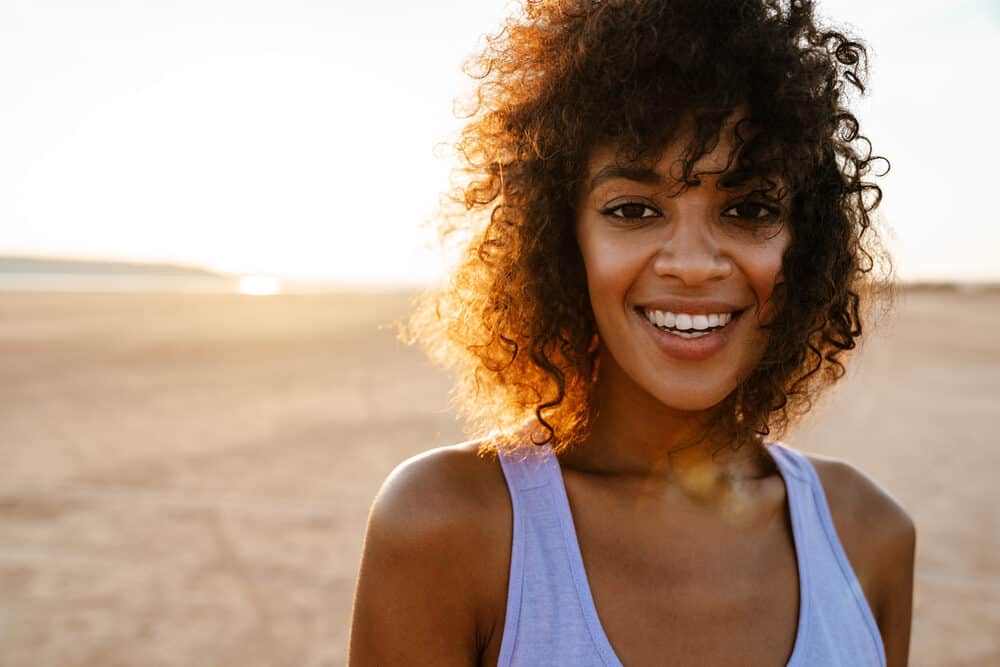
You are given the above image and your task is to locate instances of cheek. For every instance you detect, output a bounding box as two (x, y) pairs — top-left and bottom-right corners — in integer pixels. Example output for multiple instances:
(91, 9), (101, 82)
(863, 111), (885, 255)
(577, 230), (647, 313)
(741, 232), (790, 322)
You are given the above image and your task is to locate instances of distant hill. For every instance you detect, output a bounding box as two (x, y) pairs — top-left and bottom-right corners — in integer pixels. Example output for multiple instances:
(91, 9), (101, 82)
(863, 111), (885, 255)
(0, 256), (226, 277)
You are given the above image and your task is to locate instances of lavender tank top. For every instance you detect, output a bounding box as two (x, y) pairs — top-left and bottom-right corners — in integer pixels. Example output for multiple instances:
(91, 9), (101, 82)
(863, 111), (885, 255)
(495, 442), (886, 666)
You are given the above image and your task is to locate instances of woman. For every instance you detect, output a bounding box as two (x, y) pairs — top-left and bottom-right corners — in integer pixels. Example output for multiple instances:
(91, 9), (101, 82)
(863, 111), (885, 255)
(349, 0), (915, 664)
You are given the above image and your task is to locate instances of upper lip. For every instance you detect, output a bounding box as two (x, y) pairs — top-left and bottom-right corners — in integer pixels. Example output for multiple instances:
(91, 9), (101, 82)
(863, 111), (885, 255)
(634, 299), (747, 314)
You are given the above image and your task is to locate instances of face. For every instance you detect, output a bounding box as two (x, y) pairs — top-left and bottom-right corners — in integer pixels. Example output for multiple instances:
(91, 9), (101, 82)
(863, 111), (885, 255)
(575, 125), (791, 413)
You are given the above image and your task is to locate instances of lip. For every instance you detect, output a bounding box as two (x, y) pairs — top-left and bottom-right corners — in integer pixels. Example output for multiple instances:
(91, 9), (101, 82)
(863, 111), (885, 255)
(633, 306), (745, 361)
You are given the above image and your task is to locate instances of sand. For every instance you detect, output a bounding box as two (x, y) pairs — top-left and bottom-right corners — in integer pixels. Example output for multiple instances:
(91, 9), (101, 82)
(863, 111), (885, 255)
(0, 289), (997, 666)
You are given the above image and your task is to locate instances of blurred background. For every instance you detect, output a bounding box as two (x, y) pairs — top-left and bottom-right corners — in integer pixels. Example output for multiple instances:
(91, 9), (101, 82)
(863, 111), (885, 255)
(1, 0), (997, 665)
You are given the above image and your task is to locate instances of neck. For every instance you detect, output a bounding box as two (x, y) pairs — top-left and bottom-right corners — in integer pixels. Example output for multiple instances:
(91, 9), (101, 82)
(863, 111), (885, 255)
(558, 353), (772, 500)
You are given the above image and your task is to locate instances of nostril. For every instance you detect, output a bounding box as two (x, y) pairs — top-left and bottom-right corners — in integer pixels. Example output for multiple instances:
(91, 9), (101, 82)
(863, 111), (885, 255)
(650, 251), (733, 284)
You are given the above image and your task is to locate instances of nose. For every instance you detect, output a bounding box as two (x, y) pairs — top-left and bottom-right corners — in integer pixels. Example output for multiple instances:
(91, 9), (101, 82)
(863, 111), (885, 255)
(650, 216), (733, 285)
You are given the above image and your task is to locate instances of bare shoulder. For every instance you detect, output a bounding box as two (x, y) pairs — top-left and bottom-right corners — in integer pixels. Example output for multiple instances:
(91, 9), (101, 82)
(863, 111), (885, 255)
(369, 440), (510, 537)
(804, 452), (915, 665)
(805, 453), (915, 547)
(361, 441), (513, 578)
(348, 440), (512, 666)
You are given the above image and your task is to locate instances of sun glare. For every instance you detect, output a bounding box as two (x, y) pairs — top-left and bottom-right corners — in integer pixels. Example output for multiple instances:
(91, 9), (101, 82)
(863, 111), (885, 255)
(238, 275), (281, 296)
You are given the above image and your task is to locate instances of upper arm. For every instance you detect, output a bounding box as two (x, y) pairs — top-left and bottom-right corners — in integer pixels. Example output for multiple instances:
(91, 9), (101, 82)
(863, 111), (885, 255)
(875, 508), (916, 667)
(811, 456), (916, 667)
(348, 444), (508, 666)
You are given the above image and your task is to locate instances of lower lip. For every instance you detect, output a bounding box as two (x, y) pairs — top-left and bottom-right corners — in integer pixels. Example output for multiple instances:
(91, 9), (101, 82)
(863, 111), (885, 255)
(634, 309), (741, 361)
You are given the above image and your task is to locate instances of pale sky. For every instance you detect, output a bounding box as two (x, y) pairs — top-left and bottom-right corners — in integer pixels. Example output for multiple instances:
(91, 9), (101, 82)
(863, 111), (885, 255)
(3, 0), (998, 285)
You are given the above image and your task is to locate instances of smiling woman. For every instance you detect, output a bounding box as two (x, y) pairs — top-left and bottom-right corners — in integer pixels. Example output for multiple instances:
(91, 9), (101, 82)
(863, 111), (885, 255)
(577, 121), (792, 411)
(348, 1), (914, 666)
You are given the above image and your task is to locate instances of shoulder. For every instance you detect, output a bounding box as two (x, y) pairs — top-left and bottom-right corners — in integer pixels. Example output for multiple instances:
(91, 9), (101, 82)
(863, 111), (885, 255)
(803, 452), (916, 566)
(369, 440), (510, 534)
(349, 440), (512, 664)
(365, 441), (513, 572)
(803, 452), (916, 651)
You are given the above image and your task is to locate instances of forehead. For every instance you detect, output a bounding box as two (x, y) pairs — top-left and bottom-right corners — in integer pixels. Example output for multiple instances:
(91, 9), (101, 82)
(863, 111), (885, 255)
(585, 121), (743, 184)
(585, 148), (731, 194)
(583, 116), (788, 197)
(587, 132), (735, 176)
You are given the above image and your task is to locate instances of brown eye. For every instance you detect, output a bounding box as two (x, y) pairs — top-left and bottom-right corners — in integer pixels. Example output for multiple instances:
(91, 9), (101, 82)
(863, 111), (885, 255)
(604, 203), (660, 219)
(722, 202), (778, 220)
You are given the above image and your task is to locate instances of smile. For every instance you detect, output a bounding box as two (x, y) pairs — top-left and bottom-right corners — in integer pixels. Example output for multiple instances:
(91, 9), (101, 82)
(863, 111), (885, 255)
(640, 307), (739, 339)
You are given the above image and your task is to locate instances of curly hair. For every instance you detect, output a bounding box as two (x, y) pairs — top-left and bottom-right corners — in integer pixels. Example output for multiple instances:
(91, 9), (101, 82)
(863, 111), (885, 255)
(407, 0), (890, 456)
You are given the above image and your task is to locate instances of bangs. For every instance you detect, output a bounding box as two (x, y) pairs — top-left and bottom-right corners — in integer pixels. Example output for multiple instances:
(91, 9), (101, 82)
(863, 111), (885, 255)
(590, 109), (792, 202)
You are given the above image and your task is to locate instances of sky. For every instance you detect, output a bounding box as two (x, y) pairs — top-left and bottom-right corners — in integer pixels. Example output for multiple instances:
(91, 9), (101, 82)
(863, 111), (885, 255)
(2, 0), (998, 286)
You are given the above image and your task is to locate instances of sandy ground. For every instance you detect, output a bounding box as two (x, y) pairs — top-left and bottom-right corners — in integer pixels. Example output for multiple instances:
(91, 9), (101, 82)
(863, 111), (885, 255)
(0, 289), (997, 666)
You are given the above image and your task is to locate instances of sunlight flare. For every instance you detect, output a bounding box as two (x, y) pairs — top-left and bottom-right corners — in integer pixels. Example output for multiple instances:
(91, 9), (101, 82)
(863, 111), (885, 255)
(238, 275), (281, 296)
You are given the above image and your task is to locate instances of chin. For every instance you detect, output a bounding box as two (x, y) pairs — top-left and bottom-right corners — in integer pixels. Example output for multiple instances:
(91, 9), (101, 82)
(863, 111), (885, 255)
(650, 384), (736, 413)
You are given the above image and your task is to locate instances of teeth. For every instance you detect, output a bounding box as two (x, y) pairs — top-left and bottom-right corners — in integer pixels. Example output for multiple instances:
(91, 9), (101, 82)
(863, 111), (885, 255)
(672, 330), (712, 339)
(642, 308), (736, 331)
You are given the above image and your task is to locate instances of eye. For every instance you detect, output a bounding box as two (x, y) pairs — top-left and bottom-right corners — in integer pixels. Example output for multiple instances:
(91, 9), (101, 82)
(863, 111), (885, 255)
(602, 202), (661, 220)
(721, 201), (780, 221)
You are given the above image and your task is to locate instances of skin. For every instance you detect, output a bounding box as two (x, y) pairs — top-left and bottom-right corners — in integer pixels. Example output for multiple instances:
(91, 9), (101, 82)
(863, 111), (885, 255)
(570, 126), (791, 487)
(348, 124), (916, 665)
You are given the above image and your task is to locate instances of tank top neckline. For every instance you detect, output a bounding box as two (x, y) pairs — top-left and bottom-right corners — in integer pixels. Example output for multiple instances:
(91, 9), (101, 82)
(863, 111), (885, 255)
(529, 441), (810, 667)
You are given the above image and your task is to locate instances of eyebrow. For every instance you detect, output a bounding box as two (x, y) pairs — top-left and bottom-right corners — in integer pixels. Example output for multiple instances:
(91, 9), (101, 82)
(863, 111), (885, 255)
(588, 165), (664, 193)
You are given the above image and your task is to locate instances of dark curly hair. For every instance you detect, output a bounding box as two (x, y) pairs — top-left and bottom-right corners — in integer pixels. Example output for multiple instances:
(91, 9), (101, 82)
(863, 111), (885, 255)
(408, 0), (890, 455)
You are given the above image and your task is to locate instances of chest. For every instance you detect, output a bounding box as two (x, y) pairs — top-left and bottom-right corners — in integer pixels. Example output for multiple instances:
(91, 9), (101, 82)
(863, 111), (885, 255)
(568, 480), (802, 666)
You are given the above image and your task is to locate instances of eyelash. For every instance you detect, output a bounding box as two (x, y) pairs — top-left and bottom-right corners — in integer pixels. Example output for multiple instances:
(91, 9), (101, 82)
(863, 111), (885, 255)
(600, 201), (781, 222)
(601, 202), (660, 220)
(721, 202), (781, 221)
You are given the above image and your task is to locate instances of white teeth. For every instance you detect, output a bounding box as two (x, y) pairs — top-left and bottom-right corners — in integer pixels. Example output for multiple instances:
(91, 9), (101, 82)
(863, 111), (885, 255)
(642, 308), (736, 332)
(672, 330), (711, 339)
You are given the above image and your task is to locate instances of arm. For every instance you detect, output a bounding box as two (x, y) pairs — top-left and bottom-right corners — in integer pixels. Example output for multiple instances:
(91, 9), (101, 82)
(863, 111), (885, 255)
(871, 502), (916, 667)
(810, 456), (916, 667)
(348, 445), (504, 666)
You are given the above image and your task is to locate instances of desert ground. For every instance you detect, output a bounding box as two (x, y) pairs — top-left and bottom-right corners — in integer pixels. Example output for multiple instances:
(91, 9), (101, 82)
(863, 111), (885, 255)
(0, 288), (997, 666)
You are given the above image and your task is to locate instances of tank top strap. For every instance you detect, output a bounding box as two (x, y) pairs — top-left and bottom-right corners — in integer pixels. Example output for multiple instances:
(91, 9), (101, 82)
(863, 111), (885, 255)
(497, 443), (562, 490)
(766, 442), (887, 666)
(496, 444), (619, 666)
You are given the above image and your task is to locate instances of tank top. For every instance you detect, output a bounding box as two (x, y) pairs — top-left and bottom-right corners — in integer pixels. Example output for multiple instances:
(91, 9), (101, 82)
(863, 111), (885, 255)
(495, 442), (886, 666)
